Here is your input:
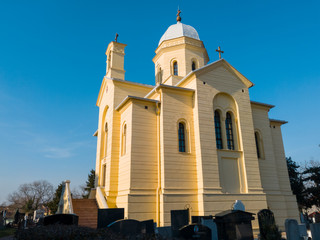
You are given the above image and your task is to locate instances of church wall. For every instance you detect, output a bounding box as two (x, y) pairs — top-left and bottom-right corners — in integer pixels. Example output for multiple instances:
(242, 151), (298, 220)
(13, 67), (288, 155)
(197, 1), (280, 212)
(125, 101), (158, 221)
(160, 88), (199, 225)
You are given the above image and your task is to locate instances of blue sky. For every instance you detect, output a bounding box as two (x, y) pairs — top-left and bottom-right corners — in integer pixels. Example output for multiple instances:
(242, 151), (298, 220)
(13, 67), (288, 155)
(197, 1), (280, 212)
(0, 0), (319, 203)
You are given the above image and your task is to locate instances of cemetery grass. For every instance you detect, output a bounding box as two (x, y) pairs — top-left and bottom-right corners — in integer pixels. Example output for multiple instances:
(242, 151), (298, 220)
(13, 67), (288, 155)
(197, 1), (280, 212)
(0, 228), (16, 238)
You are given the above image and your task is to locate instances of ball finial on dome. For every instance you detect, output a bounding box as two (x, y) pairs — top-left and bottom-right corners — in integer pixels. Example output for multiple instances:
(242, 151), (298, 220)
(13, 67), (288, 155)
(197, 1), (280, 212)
(176, 9), (181, 22)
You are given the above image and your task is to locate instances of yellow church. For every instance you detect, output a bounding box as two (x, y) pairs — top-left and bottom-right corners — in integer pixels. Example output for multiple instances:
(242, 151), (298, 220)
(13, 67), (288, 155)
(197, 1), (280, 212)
(93, 12), (299, 229)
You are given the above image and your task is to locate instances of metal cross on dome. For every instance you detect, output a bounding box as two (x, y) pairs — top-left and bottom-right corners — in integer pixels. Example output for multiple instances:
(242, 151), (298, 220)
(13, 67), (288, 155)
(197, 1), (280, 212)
(216, 46), (224, 59)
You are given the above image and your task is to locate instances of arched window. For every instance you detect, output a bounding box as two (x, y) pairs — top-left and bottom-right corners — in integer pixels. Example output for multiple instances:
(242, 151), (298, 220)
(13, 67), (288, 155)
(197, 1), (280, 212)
(192, 61), (196, 71)
(255, 132), (260, 158)
(157, 67), (162, 84)
(214, 111), (223, 149)
(225, 112), (235, 150)
(121, 124), (127, 155)
(173, 61), (178, 76)
(178, 122), (186, 152)
(104, 122), (108, 157)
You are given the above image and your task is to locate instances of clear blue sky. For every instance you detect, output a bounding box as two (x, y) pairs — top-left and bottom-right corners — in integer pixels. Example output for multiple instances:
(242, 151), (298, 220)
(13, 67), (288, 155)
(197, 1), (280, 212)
(1, 0), (319, 203)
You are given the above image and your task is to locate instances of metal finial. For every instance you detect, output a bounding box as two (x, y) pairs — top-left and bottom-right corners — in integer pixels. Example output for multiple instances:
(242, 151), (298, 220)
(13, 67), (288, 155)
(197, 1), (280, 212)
(115, 33), (119, 42)
(176, 9), (181, 22)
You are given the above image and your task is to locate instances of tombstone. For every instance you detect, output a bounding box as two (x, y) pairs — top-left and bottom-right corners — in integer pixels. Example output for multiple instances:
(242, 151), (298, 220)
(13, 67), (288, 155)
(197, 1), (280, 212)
(285, 219), (300, 240)
(43, 214), (78, 226)
(33, 209), (45, 223)
(179, 223), (211, 240)
(215, 210), (255, 240)
(141, 219), (155, 234)
(14, 209), (20, 224)
(233, 200), (245, 211)
(202, 218), (218, 240)
(0, 216), (4, 230)
(97, 208), (124, 228)
(156, 226), (172, 238)
(258, 209), (281, 240)
(310, 223), (320, 240)
(171, 209), (189, 237)
(192, 215), (213, 224)
(108, 219), (142, 236)
(298, 224), (308, 239)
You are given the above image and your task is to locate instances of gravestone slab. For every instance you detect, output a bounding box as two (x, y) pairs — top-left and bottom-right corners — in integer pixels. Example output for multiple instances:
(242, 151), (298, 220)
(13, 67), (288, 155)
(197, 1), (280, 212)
(315, 213), (320, 223)
(179, 223), (211, 240)
(156, 226), (172, 238)
(97, 208), (124, 228)
(202, 218), (218, 240)
(0, 217), (4, 230)
(215, 210), (255, 240)
(108, 219), (142, 236)
(285, 219), (300, 240)
(298, 224), (308, 238)
(310, 223), (320, 240)
(171, 209), (189, 237)
(258, 209), (281, 240)
(141, 219), (154, 234)
(192, 216), (213, 223)
(43, 214), (78, 226)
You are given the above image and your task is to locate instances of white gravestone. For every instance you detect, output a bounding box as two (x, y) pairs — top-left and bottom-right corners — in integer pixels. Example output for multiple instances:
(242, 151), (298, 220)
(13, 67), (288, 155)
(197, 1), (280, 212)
(233, 200), (245, 211)
(285, 219), (300, 240)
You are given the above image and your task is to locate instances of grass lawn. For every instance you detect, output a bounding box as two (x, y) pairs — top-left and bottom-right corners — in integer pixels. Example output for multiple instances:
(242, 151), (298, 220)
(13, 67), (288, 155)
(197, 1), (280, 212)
(0, 228), (16, 238)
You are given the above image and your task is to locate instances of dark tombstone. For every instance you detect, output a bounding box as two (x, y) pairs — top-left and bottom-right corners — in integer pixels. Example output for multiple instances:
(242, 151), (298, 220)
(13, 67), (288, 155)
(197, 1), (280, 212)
(43, 214), (78, 226)
(215, 210), (255, 240)
(310, 223), (320, 239)
(258, 209), (281, 240)
(179, 223), (211, 240)
(192, 215), (213, 223)
(14, 209), (20, 224)
(157, 226), (172, 238)
(171, 209), (189, 237)
(141, 219), (155, 234)
(108, 219), (142, 236)
(97, 208), (124, 228)
(315, 212), (320, 223)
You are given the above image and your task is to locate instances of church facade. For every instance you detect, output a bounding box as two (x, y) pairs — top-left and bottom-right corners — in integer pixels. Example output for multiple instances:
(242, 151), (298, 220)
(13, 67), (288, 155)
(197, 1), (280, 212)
(93, 15), (299, 229)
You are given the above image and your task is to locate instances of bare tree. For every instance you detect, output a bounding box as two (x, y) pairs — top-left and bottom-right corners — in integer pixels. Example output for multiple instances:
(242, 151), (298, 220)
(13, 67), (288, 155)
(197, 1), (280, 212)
(7, 180), (54, 213)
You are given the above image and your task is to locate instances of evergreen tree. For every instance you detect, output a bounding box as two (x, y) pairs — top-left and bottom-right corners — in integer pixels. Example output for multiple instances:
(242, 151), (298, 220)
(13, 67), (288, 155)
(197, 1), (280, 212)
(303, 161), (320, 209)
(286, 157), (308, 210)
(82, 169), (95, 199)
(47, 182), (63, 214)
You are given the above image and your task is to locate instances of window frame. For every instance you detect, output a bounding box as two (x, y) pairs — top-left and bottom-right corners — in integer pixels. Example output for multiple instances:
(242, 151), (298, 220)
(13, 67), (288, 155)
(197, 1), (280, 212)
(214, 110), (223, 149)
(225, 112), (235, 150)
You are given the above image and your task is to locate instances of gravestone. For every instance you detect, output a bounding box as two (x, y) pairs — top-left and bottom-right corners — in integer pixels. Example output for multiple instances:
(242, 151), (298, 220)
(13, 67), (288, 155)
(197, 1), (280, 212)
(192, 215), (213, 224)
(310, 223), (320, 240)
(156, 226), (172, 238)
(97, 208), (124, 228)
(215, 210), (255, 240)
(0, 216), (4, 230)
(285, 219), (300, 240)
(171, 209), (189, 237)
(202, 218), (218, 240)
(233, 200), (245, 211)
(108, 219), (142, 236)
(141, 219), (155, 234)
(298, 224), (308, 239)
(258, 209), (281, 240)
(179, 223), (211, 240)
(33, 209), (45, 222)
(43, 214), (78, 226)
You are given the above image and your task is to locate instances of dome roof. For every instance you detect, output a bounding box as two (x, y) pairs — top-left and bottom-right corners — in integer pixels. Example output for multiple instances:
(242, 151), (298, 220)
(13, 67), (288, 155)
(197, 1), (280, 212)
(158, 21), (200, 46)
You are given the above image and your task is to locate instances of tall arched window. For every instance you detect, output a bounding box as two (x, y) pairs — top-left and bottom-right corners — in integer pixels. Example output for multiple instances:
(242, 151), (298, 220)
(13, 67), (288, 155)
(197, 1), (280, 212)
(214, 111), (223, 149)
(225, 112), (235, 150)
(178, 122), (186, 152)
(104, 122), (108, 157)
(255, 132), (260, 158)
(173, 61), (178, 76)
(121, 124), (127, 155)
(192, 61), (196, 71)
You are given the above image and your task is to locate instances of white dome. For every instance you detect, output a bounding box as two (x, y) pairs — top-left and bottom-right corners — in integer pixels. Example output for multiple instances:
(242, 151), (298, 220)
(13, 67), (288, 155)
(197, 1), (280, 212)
(158, 21), (200, 46)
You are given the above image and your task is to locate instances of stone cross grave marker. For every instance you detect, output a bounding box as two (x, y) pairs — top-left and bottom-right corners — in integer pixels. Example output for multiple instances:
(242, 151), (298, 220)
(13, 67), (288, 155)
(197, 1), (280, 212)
(285, 219), (300, 240)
